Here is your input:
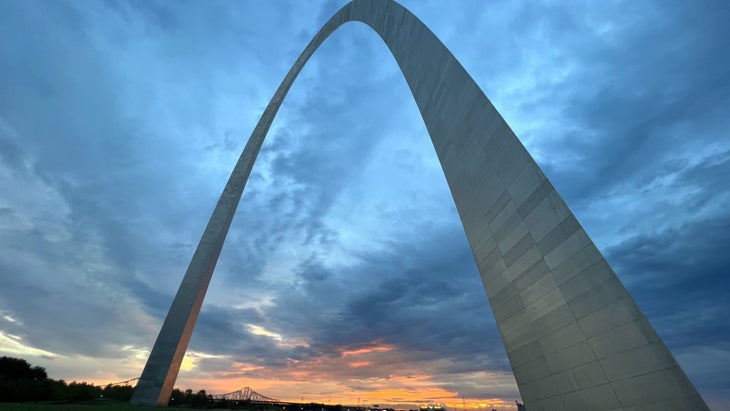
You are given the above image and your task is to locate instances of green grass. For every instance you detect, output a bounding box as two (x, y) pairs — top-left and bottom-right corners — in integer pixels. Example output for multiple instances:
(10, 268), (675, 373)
(0, 401), (160, 411)
(0, 401), (279, 411)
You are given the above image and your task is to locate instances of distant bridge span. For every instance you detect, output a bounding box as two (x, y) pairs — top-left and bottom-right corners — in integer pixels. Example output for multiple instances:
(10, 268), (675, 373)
(106, 377), (139, 387)
(211, 386), (282, 404)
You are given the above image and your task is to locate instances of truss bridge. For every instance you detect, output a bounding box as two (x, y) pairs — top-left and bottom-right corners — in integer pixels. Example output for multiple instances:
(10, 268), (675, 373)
(211, 386), (282, 404)
(106, 377), (139, 387)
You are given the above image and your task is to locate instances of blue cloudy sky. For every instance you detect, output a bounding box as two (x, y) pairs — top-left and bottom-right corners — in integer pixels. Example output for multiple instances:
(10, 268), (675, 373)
(1, 0), (728, 409)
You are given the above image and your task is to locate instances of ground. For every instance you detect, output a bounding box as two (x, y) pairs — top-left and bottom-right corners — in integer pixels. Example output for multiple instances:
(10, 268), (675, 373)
(0, 403), (160, 411)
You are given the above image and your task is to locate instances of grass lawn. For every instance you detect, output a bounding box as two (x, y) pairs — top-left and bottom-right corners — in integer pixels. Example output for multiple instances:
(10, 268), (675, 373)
(0, 402), (161, 411)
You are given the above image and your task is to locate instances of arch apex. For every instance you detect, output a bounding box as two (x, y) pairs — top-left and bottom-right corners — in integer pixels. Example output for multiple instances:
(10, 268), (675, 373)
(131, 1), (709, 409)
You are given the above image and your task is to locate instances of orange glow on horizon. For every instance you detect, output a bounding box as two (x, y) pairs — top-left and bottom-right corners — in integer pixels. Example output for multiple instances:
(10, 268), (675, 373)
(149, 340), (521, 409)
(176, 369), (518, 409)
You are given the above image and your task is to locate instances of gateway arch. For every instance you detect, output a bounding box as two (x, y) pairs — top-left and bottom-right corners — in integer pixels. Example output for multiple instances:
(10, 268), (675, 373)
(131, 0), (709, 409)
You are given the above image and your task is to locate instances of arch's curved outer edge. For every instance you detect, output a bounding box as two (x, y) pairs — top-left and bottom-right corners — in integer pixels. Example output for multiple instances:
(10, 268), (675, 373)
(130, 1), (709, 409)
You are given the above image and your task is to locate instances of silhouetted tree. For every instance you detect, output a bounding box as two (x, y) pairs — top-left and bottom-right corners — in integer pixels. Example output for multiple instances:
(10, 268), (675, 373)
(192, 389), (209, 406)
(0, 357), (114, 403)
(183, 388), (194, 404)
(49, 379), (67, 400)
(0, 356), (46, 380)
(169, 388), (185, 406)
(102, 383), (134, 401)
(0, 356), (52, 401)
(65, 381), (101, 401)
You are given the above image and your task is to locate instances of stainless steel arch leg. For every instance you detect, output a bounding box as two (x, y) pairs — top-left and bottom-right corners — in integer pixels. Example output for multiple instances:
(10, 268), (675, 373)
(131, 1), (708, 409)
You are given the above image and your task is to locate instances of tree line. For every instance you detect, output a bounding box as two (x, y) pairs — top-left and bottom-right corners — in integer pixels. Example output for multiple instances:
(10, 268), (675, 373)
(0, 356), (135, 402)
(0, 356), (278, 408)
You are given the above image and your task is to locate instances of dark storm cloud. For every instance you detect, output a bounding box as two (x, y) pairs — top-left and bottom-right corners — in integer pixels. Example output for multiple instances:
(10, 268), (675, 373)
(607, 217), (730, 347)
(327, 238), (497, 359)
(191, 306), (262, 354)
(604, 215), (730, 401)
(498, 0), (730, 208)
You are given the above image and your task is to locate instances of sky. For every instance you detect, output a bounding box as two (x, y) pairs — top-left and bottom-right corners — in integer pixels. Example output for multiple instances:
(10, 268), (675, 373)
(0, 0), (729, 409)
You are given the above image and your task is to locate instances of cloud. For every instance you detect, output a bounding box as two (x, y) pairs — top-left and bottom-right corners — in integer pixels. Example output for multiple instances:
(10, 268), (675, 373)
(0, 0), (728, 408)
(606, 218), (730, 350)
